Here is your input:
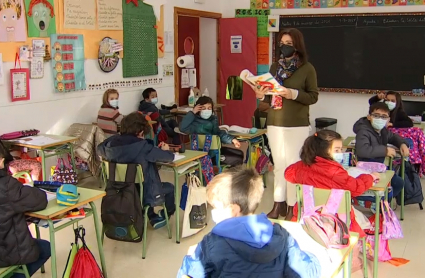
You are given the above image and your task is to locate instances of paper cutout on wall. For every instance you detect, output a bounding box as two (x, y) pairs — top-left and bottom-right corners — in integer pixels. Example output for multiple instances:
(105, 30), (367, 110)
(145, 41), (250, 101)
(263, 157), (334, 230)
(50, 34), (86, 93)
(0, 0), (27, 42)
(25, 0), (56, 37)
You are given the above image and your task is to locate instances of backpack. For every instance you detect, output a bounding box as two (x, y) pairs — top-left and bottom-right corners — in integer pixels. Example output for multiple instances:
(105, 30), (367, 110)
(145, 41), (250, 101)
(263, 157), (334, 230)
(191, 134), (215, 184)
(255, 154), (270, 175)
(101, 163), (144, 242)
(395, 160), (424, 209)
(301, 185), (350, 249)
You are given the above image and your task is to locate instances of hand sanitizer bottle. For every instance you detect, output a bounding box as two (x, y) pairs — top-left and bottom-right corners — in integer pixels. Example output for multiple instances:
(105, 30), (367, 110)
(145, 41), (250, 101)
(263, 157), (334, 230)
(188, 88), (195, 107)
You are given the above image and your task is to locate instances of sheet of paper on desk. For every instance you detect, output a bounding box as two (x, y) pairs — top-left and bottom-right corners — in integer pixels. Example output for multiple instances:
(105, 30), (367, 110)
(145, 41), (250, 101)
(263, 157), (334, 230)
(41, 189), (57, 202)
(173, 154), (185, 161)
(347, 167), (370, 178)
(15, 136), (60, 146)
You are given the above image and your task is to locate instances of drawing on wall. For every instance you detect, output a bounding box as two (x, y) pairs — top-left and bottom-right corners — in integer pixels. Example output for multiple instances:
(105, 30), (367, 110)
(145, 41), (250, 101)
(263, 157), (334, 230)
(0, 0), (27, 42)
(25, 0), (56, 37)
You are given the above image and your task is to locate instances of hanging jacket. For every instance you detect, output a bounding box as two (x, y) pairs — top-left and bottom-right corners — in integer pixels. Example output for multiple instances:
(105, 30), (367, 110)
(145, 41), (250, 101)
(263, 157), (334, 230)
(353, 117), (406, 163)
(179, 112), (234, 144)
(0, 170), (48, 267)
(97, 134), (174, 207)
(177, 214), (321, 278)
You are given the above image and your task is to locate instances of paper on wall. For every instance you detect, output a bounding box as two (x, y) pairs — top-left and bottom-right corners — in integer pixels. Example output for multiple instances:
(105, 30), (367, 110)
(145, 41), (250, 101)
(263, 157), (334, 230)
(188, 69), (197, 87)
(64, 0), (96, 29)
(181, 69), (190, 88)
(30, 57), (44, 79)
(97, 0), (123, 30)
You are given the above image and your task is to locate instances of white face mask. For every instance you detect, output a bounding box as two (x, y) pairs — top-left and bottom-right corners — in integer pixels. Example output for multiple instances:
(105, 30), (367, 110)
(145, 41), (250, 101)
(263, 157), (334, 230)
(332, 153), (344, 164)
(211, 207), (233, 224)
(200, 110), (213, 119)
(385, 101), (396, 111)
(109, 99), (119, 108)
(151, 97), (158, 104)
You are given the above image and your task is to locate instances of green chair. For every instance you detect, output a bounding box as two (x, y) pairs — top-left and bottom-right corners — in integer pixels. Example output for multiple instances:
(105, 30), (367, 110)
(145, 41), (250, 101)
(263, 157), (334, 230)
(0, 265), (30, 278)
(295, 184), (367, 278)
(12, 171), (33, 185)
(101, 161), (172, 259)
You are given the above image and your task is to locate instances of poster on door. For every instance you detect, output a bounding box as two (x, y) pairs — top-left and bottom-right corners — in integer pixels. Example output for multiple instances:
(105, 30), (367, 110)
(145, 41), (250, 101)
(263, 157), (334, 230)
(50, 34), (86, 93)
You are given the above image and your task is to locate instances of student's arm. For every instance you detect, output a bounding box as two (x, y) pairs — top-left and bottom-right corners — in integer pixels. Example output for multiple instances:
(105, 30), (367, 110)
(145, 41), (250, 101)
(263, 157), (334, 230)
(145, 144), (174, 163)
(284, 233), (321, 278)
(355, 130), (387, 159)
(291, 65), (319, 106)
(177, 240), (213, 278)
(387, 130), (407, 149)
(113, 110), (124, 124)
(369, 95), (380, 105)
(179, 112), (198, 134)
(332, 168), (374, 197)
(212, 117), (234, 144)
(393, 111), (413, 128)
(8, 178), (48, 213)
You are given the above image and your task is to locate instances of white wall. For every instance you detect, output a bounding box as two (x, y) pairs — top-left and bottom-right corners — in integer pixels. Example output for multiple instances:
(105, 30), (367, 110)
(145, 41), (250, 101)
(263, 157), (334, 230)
(199, 17), (218, 102)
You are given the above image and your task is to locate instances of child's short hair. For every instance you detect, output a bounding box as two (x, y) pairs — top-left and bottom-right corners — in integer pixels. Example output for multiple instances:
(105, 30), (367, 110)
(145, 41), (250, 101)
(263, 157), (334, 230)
(300, 130), (342, 165)
(102, 89), (119, 106)
(206, 166), (264, 215)
(120, 112), (151, 136)
(369, 102), (390, 115)
(195, 96), (214, 111)
(142, 88), (156, 100)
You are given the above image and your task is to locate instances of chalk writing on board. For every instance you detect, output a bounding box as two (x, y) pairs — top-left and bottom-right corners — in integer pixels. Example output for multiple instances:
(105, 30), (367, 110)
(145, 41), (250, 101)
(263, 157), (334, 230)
(97, 0), (123, 30)
(64, 0), (96, 30)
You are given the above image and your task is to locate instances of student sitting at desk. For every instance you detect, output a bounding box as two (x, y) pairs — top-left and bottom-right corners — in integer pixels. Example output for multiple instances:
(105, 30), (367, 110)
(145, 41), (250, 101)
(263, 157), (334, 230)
(97, 89), (124, 137)
(0, 143), (51, 277)
(177, 167), (320, 278)
(369, 91), (413, 128)
(97, 112), (176, 229)
(353, 102), (409, 199)
(138, 88), (181, 145)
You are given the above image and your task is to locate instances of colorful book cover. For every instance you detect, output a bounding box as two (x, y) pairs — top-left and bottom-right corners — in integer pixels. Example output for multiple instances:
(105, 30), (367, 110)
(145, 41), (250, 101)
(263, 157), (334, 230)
(52, 208), (86, 221)
(269, 0), (276, 8)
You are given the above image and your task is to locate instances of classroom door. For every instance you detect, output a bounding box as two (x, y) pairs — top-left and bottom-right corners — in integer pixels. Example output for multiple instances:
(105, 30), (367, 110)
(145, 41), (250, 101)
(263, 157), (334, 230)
(219, 18), (258, 127)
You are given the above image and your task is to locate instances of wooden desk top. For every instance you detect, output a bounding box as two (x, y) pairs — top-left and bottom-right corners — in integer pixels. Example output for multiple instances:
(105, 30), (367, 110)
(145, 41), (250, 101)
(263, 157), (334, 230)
(9, 134), (78, 150)
(271, 220), (359, 278)
(158, 150), (207, 167)
(231, 129), (267, 139)
(371, 170), (395, 191)
(26, 187), (105, 220)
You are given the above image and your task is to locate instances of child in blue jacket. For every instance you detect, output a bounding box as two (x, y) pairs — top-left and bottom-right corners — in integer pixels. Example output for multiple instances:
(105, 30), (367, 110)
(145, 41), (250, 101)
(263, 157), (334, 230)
(177, 167), (321, 278)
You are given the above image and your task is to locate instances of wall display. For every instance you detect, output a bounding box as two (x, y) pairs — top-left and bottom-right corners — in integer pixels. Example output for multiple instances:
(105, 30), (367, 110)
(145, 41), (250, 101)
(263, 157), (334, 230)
(63, 0), (96, 30)
(11, 53), (30, 101)
(162, 64), (173, 77)
(98, 37), (121, 73)
(230, 35), (242, 53)
(267, 15), (279, 32)
(25, 0), (56, 37)
(97, 0), (123, 30)
(0, 0), (27, 42)
(50, 34), (86, 93)
(30, 56), (44, 78)
(251, 0), (425, 9)
(32, 39), (45, 57)
(0, 53), (4, 84)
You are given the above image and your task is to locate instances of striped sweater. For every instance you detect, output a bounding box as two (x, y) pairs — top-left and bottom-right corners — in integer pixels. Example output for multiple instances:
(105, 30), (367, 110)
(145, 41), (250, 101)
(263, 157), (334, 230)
(97, 106), (124, 136)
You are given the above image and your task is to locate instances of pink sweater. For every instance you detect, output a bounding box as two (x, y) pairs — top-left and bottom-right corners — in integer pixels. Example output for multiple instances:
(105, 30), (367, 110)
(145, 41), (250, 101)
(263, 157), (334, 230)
(97, 107), (123, 136)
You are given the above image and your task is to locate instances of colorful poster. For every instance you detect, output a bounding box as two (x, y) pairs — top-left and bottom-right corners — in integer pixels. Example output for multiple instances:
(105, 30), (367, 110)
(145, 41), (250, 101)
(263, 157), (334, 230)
(50, 34), (86, 93)
(25, 0), (56, 37)
(252, 0), (425, 7)
(63, 0), (96, 30)
(0, 0), (27, 42)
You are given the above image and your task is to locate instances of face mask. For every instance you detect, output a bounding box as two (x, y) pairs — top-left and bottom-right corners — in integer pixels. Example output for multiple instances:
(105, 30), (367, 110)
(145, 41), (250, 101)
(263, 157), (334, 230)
(200, 110), (212, 119)
(211, 208), (232, 224)
(386, 101), (396, 111)
(332, 153), (344, 164)
(371, 118), (387, 130)
(151, 97), (158, 104)
(280, 44), (296, 58)
(109, 99), (119, 108)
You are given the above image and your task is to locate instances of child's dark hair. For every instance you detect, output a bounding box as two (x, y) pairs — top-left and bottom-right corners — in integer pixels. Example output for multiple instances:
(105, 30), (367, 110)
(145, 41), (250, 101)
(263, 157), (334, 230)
(300, 130), (342, 165)
(195, 96), (214, 112)
(386, 91), (404, 122)
(142, 88), (156, 100)
(102, 89), (119, 107)
(369, 102), (390, 115)
(120, 112), (151, 136)
(0, 140), (14, 165)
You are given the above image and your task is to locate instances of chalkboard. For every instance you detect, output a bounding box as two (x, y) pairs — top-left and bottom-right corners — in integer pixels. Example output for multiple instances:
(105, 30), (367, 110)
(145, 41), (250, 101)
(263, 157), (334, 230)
(274, 13), (425, 94)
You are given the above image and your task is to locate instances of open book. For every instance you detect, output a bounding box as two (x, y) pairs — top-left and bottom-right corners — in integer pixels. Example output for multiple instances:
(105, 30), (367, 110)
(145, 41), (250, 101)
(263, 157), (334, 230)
(220, 125), (252, 134)
(239, 69), (283, 94)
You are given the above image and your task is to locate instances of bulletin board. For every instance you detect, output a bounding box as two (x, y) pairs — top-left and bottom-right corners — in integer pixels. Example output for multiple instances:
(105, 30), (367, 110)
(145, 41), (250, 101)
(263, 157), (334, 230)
(0, 0), (164, 62)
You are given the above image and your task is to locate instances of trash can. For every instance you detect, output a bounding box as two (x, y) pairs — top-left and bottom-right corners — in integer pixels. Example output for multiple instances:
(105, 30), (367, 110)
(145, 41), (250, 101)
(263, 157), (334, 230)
(315, 117), (337, 132)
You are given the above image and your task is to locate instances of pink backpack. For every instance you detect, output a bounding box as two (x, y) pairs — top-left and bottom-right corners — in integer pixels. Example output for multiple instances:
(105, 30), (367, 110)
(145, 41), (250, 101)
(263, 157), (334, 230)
(255, 154), (270, 175)
(301, 185), (350, 249)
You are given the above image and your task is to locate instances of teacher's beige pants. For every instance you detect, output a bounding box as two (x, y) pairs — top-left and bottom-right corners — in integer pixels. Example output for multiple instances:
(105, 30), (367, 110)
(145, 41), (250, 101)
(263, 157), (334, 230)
(268, 125), (310, 206)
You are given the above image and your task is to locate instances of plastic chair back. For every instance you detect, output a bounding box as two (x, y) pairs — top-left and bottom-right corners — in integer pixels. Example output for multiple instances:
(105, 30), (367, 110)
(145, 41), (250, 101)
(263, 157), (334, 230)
(102, 161), (144, 184)
(194, 134), (221, 150)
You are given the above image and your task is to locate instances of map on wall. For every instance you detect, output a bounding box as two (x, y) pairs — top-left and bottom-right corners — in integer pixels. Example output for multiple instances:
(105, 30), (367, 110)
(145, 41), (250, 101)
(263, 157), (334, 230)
(50, 34), (86, 93)
(251, 0), (424, 8)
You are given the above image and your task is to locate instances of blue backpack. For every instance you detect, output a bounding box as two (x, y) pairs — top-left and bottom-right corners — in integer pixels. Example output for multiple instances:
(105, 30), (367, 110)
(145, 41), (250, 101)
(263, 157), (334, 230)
(57, 184), (80, 206)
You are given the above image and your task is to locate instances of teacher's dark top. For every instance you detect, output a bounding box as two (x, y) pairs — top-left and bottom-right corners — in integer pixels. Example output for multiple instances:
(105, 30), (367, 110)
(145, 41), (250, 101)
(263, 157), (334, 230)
(262, 62), (319, 127)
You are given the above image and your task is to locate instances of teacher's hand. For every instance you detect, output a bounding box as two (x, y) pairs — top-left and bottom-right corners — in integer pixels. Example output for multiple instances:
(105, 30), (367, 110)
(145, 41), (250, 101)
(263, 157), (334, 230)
(252, 85), (269, 100)
(278, 86), (292, 99)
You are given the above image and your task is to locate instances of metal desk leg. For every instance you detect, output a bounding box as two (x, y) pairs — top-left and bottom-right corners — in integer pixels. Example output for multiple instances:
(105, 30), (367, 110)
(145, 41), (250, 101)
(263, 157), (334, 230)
(34, 225), (45, 273)
(197, 159), (203, 185)
(68, 143), (77, 172)
(343, 258), (350, 278)
(89, 202), (108, 277)
(172, 167), (180, 244)
(247, 140), (252, 168)
(47, 220), (57, 278)
(40, 150), (47, 181)
(373, 192), (381, 278)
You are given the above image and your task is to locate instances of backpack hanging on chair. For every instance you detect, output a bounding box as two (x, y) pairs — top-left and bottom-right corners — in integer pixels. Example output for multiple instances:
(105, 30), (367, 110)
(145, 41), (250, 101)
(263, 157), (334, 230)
(191, 134), (214, 185)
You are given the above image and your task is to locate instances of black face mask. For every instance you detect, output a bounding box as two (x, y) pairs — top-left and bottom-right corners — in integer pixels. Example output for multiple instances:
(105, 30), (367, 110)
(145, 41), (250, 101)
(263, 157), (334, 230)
(280, 44), (296, 58)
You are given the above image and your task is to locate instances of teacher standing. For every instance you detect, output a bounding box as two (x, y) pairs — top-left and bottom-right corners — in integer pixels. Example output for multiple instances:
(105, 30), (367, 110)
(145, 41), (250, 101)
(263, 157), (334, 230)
(253, 28), (319, 220)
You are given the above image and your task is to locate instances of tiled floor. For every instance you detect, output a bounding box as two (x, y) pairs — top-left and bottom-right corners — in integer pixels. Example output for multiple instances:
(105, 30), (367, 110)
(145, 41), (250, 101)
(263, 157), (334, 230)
(30, 171), (423, 278)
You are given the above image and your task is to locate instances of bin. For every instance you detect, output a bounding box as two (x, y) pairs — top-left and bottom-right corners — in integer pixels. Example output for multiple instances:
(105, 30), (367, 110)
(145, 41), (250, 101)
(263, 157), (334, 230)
(315, 117), (337, 132)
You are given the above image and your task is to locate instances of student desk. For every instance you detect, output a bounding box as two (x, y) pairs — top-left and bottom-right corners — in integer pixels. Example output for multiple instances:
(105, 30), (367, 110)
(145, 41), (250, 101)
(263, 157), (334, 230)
(230, 129), (267, 168)
(158, 150), (207, 243)
(26, 188), (107, 278)
(9, 134), (78, 181)
(413, 121), (425, 131)
(355, 169), (394, 278)
(174, 104), (226, 125)
(271, 220), (359, 278)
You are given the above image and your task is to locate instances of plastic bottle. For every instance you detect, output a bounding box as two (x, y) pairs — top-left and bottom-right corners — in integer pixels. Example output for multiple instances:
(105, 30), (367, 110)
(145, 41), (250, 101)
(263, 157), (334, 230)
(203, 88), (209, 96)
(188, 88), (195, 107)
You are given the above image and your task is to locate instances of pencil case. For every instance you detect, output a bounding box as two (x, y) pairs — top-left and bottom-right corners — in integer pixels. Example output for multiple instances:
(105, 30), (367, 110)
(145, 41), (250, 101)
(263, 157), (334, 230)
(0, 129), (40, 140)
(356, 162), (387, 173)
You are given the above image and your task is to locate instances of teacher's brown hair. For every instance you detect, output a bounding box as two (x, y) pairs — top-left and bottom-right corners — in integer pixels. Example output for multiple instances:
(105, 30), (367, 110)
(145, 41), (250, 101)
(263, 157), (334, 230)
(277, 28), (308, 64)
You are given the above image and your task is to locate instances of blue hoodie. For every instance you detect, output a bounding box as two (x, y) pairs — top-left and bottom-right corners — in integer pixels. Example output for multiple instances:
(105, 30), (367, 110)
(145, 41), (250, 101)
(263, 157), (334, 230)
(177, 214), (320, 278)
